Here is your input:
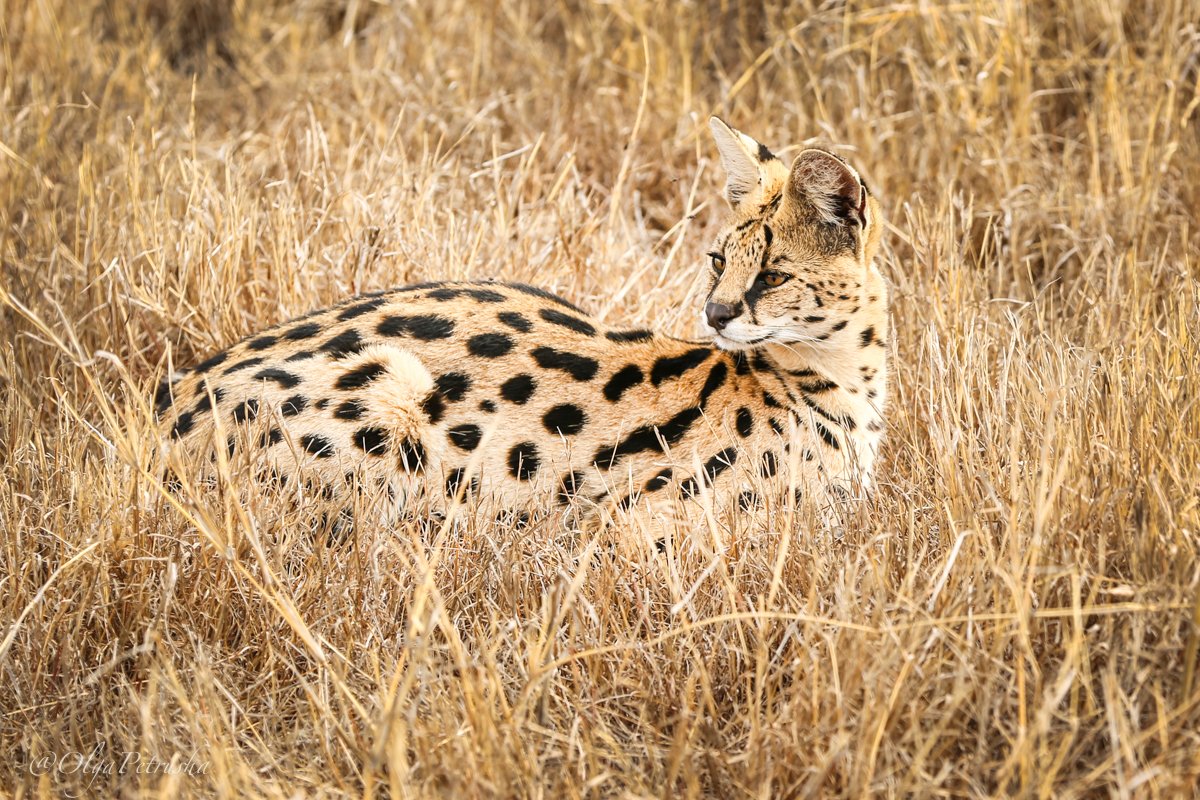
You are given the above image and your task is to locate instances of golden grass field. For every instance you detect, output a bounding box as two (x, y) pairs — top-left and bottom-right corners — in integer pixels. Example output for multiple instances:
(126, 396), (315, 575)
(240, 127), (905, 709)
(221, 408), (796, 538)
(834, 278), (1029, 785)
(3, 0), (1200, 796)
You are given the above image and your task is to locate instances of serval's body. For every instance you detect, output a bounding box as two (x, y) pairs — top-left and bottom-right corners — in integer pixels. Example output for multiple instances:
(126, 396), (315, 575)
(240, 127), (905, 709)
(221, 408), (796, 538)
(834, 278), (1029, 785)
(158, 119), (889, 522)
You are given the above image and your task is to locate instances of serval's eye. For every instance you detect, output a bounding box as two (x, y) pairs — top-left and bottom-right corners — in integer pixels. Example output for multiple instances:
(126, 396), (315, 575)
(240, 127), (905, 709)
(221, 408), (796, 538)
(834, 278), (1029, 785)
(762, 271), (788, 288)
(708, 252), (726, 274)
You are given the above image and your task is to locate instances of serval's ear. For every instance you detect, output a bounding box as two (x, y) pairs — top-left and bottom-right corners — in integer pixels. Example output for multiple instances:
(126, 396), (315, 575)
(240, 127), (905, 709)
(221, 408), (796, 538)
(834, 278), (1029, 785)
(709, 116), (778, 207)
(785, 149), (866, 228)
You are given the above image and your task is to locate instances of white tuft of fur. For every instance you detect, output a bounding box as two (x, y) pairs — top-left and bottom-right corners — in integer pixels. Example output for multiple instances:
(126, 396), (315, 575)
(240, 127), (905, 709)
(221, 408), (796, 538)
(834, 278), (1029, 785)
(345, 344), (435, 437)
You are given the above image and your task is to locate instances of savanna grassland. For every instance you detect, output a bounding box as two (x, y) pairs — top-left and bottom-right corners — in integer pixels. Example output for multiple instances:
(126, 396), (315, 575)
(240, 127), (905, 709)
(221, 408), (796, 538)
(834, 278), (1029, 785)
(2, 1), (1199, 796)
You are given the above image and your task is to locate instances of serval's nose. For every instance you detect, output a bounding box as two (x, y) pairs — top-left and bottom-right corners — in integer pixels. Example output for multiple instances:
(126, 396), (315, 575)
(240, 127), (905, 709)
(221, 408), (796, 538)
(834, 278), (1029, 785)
(705, 302), (739, 331)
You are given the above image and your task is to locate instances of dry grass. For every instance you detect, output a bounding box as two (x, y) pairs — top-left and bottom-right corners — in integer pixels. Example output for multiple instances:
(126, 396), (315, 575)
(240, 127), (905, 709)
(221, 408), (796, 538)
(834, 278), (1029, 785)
(3, 0), (1200, 796)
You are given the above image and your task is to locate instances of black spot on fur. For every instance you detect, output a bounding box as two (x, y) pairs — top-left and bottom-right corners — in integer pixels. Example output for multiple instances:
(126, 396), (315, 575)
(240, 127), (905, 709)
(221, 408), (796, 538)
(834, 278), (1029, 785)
(285, 350), (316, 363)
(769, 417), (785, 435)
(736, 407), (753, 438)
(739, 491), (761, 511)
(196, 381), (225, 400)
(700, 361), (728, 400)
(301, 434), (335, 458)
(154, 379), (174, 415)
(448, 424), (483, 452)
(434, 372), (471, 402)
(804, 315), (826, 324)
(321, 329), (364, 358)
(335, 361), (386, 390)
(334, 399), (365, 420)
(509, 283), (583, 312)
(232, 398), (259, 423)
(763, 392), (781, 408)
(650, 347), (711, 386)
(556, 471), (586, 505)
(681, 448), (738, 497)
(756, 142), (776, 162)
(658, 405), (707, 444)
(170, 412), (195, 438)
(195, 351), (228, 373)
(281, 395), (307, 416)
(814, 420), (841, 449)
(465, 288), (506, 303)
(530, 347), (598, 381)
(800, 379), (839, 394)
(192, 386), (224, 415)
(605, 329), (653, 343)
(593, 405), (703, 468)
(285, 322), (321, 340)
(248, 335), (276, 351)
(508, 441), (540, 481)
(353, 426), (389, 455)
(337, 297), (386, 321)
(422, 391), (446, 423)
(378, 314), (456, 341)
(705, 447), (738, 478)
(315, 399), (330, 410)
(760, 451), (778, 478)
(539, 308), (596, 336)
(859, 326), (876, 347)
(751, 351), (773, 373)
(254, 368), (301, 389)
(224, 357), (264, 375)
(603, 364), (644, 402)
(445, 467), (477, 497)
(397, 439), (425, 472)
(732, 352), (752, 376)
(497, 311), (532, 332)
(831, 320), (848, 332)
(427, 287), (460, 301)
(644, 468), (673, 492)
(800, 394), (855, 430)
(467, 333), (514, 358)
(479, 399), (496, 413)
(543, 404), (586, 436)
(500, 374), (536, 404)
(259, 427), (283, 447)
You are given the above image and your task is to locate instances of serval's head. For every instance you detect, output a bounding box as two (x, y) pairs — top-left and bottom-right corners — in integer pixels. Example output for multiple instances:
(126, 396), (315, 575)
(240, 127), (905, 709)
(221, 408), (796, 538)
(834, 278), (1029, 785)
(702, 117), (885, 352)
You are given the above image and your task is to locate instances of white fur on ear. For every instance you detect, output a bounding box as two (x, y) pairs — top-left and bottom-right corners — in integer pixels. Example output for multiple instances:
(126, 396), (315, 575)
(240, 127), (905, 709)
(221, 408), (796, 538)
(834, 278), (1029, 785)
(787, 149), (864, 226)
(709, 116), (774, 206)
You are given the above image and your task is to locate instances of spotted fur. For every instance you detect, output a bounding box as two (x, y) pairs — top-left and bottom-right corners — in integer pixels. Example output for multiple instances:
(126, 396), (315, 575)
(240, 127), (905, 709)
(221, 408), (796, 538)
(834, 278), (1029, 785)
(158, 119), (889, 519)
